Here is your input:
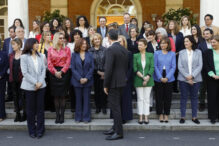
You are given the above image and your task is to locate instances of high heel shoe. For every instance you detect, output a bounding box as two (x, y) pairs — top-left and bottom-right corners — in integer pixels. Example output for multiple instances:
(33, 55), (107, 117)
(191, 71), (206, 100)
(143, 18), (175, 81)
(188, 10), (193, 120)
(138, 120), (143, 125)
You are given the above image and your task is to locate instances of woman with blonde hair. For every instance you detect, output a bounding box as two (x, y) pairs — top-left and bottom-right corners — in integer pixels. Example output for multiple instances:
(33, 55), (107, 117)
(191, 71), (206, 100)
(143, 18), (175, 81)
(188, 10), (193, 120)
(89, 33), (107, 114)
(38, 31), (54, 112)
(180, 16), (192, 37)
(47, 32), (71, 124)
(118, 35), (133, 123)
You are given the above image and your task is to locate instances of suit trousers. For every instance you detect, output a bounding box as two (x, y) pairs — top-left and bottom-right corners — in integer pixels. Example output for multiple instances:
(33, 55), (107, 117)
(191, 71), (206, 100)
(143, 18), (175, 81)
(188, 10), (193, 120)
(136, 87), (152, 116)
(25, 88), (45, 135)
(199, 74), (207, 104)
(74, 87), (91, 122)
(179, 81), (200, 118)
(0, 78), (6, 119)
(155, 82), (173, 115)
(11, 81), (25, 113)
(108, 87), (124, 136)
(207, 78), (219, 121)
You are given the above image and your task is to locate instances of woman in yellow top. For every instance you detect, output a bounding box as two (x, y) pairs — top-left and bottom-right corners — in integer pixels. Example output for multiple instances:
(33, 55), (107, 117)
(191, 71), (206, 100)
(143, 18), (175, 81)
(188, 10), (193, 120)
(38, 31), (53, 57)
(38, 31), (54, 112)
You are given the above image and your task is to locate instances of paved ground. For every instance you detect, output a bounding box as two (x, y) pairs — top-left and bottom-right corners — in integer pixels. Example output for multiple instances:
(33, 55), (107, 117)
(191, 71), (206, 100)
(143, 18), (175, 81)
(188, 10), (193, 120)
(0, 130), (219, 146)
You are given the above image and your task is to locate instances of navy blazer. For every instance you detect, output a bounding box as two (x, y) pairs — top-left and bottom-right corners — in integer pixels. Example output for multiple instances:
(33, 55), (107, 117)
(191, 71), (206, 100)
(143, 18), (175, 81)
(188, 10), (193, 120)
(3, 38), (12, 55)
(71, 52), (94, 87)
(198, 41), (208, 54)
(97, 27), (108, 37)
(0, 51), (9, 79)
(168, 32), (184, 53)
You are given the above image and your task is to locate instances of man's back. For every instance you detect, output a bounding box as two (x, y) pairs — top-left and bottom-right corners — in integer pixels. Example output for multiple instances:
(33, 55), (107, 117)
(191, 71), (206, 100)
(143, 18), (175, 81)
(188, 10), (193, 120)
(104, 42), (129, 88)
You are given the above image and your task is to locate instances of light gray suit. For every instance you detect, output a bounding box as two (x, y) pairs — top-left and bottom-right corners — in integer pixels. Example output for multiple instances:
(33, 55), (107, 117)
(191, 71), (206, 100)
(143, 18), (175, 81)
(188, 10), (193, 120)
(177, 49), (203, 82)
(20, 53), (46, 91)
(118, 23), (136, 39)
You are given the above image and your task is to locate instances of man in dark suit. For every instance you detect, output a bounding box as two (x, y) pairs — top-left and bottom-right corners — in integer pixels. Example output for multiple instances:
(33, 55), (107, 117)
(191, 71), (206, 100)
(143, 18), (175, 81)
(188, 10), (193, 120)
(3, 26), (16, 55)
(97, 16), (108, 38)
(2, 26), (16, 102)
(103, 29), (129, 140)
(198, 28), (213, 112)
(118, 13), (136, 39)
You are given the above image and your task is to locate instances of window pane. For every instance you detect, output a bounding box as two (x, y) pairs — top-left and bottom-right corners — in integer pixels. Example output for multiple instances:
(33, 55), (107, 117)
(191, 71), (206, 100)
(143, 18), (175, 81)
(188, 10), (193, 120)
(0, 19), (4, 25)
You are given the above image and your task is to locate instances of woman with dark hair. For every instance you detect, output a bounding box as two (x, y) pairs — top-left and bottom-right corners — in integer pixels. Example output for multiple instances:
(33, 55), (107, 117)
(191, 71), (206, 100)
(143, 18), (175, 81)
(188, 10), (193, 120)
(71, 38), (94, 123)
(9, 38), (26, 122)
(139, 21), (151, 37)
(75, 16), (90, 38)
(63, 18), (74, 41)
(155, 17), (167, 34)
(29, 20), (40, 38)
(36, 21), (53, 42)
(147, 30), (159, 53)
(130, 18), (138, 31)
(13, 18), (25, 28)
(154, 37), (176, 122)
(178, 35), (203, 124)
(47, 32), (71, 124)
(20, 38), (46, 138)
(0, 51), (8, 122)
(127, 27), (139, 54)
(50, 19), (60, 35)
(67, 29), (83, 53)
(134, 39), (154, 124)
(191, 24), (204, 48)
(167, 20), (184, 93)
(204, 35), (219, 124)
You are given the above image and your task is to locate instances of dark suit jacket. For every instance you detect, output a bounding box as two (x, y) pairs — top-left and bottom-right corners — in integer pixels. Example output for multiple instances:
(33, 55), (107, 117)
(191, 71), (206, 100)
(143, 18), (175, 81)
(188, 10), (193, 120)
(9, 52), (23, 82)
(71, 52), (94, 87)
(119, 23), (136, 39)
(97, 27), (108, 38)
(104, 42), (129, 88)
(127, 38), (139, 54)
(146, 41), (160, 53)
(3, 38), (11, 55)
(198, 41), (208, 54)
(204, 49), (217, 77)
(0, 51), (9, 79)
(168, 32), (184, 53)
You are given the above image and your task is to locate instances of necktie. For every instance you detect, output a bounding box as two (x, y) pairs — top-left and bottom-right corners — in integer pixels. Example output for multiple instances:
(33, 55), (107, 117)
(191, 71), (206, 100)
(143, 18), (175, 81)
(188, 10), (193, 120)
(126, 24), (129, 33)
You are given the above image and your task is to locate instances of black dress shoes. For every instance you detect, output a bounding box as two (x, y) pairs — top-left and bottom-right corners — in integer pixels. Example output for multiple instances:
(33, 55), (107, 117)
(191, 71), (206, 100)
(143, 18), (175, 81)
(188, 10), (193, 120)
(30, 134), (36, 138)
(105, 133), (123, 140)
(144, 121), (149, 124)
(211, 119), (216, 124)
(179, 118), (185, 124)
(96, 108), (101, 114)
(103, 128), (115, 135)
(192, 119), (200, 124)
(138, 120), (143, 125)
(37, 133), (43, 139)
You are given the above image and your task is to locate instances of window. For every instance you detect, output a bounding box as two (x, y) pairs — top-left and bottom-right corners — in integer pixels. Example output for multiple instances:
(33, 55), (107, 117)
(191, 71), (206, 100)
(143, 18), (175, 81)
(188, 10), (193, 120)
(96, 0), (137, 25)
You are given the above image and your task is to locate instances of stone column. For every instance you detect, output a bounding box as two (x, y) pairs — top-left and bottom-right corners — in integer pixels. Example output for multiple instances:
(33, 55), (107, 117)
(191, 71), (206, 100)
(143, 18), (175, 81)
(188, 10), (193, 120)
(200, 0), (219, 27)
(8, 0), (29, 37)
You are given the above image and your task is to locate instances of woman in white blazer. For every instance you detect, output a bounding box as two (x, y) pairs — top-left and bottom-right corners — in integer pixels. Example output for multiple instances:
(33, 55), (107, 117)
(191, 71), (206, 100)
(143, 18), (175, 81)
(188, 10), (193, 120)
(21, 38), (46, 139)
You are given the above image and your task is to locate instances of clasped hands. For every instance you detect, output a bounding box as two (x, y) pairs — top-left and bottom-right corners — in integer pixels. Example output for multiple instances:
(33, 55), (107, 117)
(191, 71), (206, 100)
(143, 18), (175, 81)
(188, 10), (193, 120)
(55, 71), (62, 79)
(186, 75), (194, 85)
(35, 82), (42, 91)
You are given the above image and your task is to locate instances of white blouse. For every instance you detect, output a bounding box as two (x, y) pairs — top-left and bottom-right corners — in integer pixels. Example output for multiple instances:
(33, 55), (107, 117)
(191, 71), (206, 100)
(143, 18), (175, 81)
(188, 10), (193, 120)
(31, 56), (38, 73)
(180, 27), (191, 37)
(186, 49), (193, 75)
(74, 27), (88, 38)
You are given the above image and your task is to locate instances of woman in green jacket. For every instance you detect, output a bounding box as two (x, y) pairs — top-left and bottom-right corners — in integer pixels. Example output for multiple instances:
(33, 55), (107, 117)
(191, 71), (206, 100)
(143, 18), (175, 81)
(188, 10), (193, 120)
(133, 39), (154, 124)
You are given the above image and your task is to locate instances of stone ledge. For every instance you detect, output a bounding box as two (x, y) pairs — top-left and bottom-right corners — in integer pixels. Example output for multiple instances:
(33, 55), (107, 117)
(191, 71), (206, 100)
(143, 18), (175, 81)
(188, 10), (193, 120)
(0, 119), (219, 131)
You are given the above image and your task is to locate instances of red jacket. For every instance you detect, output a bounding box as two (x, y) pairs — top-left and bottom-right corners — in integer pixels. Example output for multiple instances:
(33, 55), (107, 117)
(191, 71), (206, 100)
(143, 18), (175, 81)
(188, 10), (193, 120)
(9, 52), (23, 82)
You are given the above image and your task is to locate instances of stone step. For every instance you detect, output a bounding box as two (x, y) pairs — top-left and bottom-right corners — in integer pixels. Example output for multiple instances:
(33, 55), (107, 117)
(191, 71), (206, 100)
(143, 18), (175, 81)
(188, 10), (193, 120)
(0, 119), (218, 131)
(5, 109), (209, 120)
(5, 99), (207, 109)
